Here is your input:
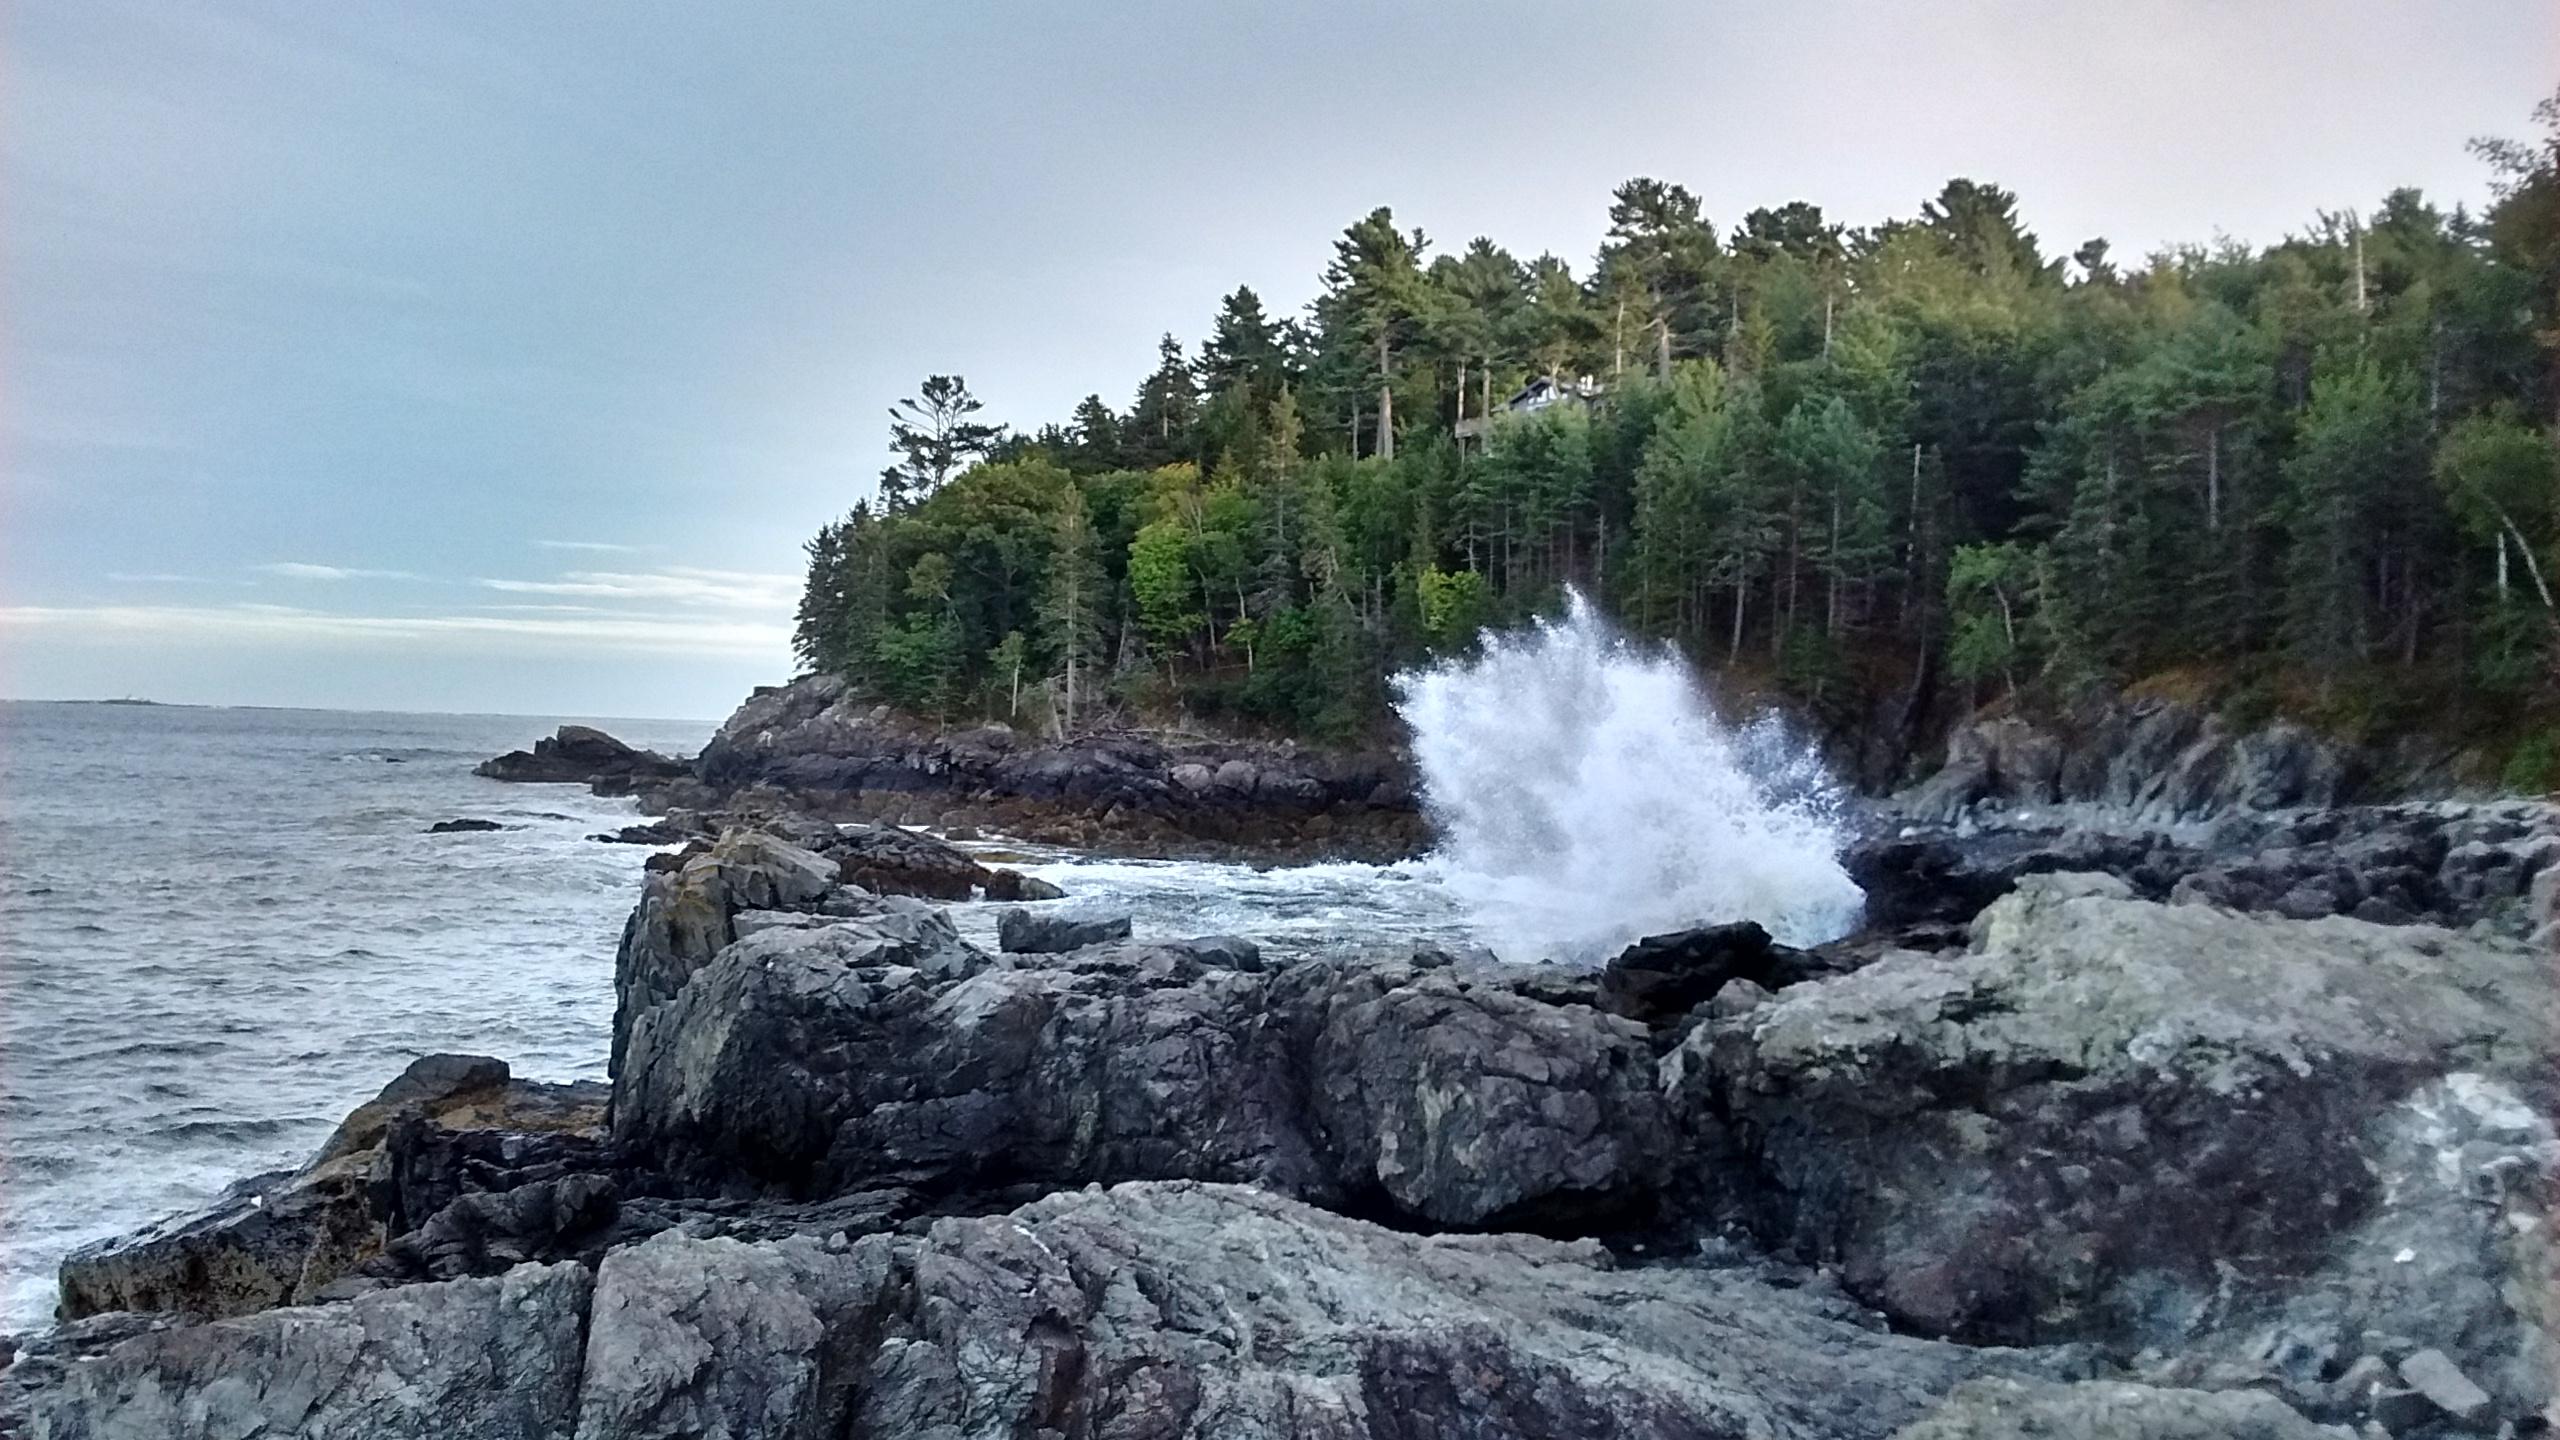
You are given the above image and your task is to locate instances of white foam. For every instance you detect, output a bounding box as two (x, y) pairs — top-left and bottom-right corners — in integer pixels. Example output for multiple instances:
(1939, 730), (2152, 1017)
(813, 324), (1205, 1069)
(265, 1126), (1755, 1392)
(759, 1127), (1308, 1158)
(1393, 591), (1864, 962)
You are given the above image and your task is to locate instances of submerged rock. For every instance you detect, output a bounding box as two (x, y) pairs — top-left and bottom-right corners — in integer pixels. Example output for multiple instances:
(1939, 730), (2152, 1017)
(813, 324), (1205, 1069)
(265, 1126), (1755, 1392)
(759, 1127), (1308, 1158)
(424, 818), (504, 834)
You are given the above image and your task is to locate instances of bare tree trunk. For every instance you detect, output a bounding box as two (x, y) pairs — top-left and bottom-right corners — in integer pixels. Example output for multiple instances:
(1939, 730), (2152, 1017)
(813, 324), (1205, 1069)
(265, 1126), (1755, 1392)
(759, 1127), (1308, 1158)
(1654, 316), (1671, 380)
(1728, 582), (1746, 663)
(1454, 361), (1466, 438)
(2493, 504), (2556, 609)
(1612, 300), (1625, 379)
(2352, 216), (2368, 315)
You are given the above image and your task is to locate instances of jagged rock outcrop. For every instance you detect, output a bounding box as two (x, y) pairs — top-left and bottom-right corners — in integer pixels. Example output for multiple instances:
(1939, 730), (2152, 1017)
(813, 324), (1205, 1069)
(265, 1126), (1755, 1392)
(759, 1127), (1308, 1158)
(472, 724), (688, 790)
(2171, 799), (2560, 928)
(25, 1182), (2099, 1440)
(54, 1056), (606, 1322)
(1897, 696), (2349, 824)
(687, 673), (1424, 859)
(1684, 873), (2558, 1423)
(615, 913), (1673, 1229)
(1848, 799), (2560, 936)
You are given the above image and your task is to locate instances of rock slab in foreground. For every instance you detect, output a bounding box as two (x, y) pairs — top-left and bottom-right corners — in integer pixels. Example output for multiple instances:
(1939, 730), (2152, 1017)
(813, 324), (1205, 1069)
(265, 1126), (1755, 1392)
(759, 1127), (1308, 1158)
(26, 1181), (2122, 1440)
(1692, 872), (2558, 1416)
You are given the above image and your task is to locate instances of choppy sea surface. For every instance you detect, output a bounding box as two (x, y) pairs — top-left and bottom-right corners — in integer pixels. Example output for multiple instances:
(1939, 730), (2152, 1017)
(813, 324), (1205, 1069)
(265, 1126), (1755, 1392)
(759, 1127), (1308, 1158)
(0, 701), (1474, 1330)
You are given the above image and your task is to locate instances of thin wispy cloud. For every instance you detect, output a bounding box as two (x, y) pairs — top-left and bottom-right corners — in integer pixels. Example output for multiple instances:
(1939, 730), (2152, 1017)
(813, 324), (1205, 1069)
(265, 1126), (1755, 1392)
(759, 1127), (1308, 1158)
(253, 562), (423, 582)
(476, 567), (796, 610)
(534, 539), (651, 554)
(0, 602), (788, 659)
(105, 571), (212, 584)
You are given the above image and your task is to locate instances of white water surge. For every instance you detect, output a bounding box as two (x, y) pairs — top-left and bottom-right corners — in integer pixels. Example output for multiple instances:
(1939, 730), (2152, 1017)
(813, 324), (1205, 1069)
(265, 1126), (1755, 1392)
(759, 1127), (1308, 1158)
(1394, 592), (1865, 961)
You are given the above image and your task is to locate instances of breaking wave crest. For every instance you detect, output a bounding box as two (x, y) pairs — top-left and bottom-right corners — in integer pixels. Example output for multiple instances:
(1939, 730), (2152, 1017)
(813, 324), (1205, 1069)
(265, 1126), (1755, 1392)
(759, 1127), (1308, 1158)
(1393, 591), (1864, 961)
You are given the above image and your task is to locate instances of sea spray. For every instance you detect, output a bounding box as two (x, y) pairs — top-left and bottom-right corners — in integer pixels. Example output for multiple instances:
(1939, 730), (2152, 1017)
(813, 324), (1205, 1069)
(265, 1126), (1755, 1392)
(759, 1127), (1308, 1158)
(1392, 591), (1864, 961)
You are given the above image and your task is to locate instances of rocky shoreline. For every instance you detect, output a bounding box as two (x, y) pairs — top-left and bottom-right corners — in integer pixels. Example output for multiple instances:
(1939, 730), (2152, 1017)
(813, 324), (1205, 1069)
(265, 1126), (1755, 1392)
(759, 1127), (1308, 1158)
(7, 686), (2557, 1437)
(483, 674), (1425, 862)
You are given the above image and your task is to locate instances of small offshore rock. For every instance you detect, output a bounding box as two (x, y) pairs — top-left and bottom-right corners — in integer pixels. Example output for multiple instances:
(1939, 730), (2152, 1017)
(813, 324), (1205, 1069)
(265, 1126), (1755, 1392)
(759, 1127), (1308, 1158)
(980, 867), (1065, 902)
(426, 818), (504, 834)
(995, 907), (1131, 953)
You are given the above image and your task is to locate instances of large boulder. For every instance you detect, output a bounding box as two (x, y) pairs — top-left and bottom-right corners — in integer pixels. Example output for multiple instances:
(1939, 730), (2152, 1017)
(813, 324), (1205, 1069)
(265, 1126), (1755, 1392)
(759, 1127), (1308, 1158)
(1685, 874), (2557, 1422)
(19, 1183), (2085, 1440)
(473, 725), (687, 791)
(614, 919), (1671, 1229)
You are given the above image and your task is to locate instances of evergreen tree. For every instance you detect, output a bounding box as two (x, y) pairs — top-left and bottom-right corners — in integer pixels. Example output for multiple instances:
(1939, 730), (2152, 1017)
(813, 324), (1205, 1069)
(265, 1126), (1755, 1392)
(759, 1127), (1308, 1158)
(881, 376), (1002, 511)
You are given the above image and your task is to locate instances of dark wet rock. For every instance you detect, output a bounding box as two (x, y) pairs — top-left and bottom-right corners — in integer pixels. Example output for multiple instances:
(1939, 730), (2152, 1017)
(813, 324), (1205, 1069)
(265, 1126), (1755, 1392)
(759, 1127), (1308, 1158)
(690, 673), (1424, 861)
(1844, 823), (2192, 929)
(993, 906), (1130, 952)
(1890, 1377), (2335, 1439)
(473, 724), (688, 790)
(980, 866), (1063, 901)
(20, 1183), (2086, 1440)
(1683, 874), (2557, 1419)
(1595, 921), (1848, 1026)
(425, 817), (505, 834)
(586, 820), (689, 845)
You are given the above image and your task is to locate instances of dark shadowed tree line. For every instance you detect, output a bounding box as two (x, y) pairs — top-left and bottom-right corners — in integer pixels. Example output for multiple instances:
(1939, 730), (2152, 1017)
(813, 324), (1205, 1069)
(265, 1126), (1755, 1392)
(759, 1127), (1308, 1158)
(795, 95), (2560, 784)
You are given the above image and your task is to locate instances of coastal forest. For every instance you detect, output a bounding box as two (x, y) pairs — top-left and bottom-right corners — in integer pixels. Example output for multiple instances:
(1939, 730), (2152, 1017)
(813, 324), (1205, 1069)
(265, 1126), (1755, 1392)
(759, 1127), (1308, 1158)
(795, 95), (2560, 786)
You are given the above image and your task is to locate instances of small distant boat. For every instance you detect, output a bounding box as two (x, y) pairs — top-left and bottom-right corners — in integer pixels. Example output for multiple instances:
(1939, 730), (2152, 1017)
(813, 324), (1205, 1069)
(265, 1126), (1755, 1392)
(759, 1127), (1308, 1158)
(94, 697), (164, 706)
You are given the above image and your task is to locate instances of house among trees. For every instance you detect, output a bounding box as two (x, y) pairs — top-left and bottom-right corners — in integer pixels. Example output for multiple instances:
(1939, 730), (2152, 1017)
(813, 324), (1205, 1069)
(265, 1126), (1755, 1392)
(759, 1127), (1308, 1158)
(1456, 374), (1604, 440)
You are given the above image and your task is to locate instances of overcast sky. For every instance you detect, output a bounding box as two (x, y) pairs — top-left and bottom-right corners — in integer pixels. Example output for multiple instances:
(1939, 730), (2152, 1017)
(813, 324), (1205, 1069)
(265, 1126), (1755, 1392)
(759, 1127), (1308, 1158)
(3, 1), (2549, 719)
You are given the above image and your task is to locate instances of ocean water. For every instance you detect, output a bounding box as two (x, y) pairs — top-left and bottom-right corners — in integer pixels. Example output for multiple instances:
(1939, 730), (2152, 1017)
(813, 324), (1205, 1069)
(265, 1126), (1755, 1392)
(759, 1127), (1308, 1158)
(0, 701), (1472, 1332)
(0, 701), (712, 1332)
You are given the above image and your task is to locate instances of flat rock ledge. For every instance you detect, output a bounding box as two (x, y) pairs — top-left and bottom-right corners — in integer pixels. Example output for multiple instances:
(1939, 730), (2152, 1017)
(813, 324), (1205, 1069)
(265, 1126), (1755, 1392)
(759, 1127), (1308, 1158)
(15, 814), (2560, 1438)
